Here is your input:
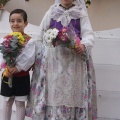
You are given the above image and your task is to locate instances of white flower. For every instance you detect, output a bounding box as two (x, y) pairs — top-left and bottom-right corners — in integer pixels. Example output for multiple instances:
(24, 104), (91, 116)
(44, 28), (59, 40)
(46, 29), (52, 35)
(51, 28), (59, 38)
(46, 28), (58, 39)
(44, 34), (52, 42)
(43, 28), (59, 46)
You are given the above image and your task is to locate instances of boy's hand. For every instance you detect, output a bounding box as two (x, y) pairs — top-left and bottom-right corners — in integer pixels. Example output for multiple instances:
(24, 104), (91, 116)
(8, 67), (19, 75)
(3, 68), (12, 77)
(75, 44), (85, 54)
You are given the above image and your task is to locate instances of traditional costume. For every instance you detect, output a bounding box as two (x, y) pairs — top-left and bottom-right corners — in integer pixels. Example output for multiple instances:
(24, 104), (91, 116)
(26, 0), (97, 119)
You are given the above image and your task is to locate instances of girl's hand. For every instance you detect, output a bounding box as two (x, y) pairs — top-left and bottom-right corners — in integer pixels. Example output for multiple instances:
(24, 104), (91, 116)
(74, 44), (85, 54)
(8, 67), (19, 75)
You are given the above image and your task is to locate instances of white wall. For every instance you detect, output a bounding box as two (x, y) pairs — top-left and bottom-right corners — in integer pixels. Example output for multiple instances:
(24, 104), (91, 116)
(4, 0), (54, 26)
(4, 0), (120, 31)
(93, 29), (120, 119)
(88, 0), (120, 31)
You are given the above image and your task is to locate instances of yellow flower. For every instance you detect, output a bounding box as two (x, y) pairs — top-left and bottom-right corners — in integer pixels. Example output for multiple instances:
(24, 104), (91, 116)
(3, 68), (9, 77)
(18, 36), (24, 41)
(18, 37), (25, 45)
(9, 32), (25, 45)
(19, 40), (25, 45)
(10, 32), (21, 36)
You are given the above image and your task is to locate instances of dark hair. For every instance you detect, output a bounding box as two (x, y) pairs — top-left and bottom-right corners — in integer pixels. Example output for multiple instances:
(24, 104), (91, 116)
(9, 9), (27, 22)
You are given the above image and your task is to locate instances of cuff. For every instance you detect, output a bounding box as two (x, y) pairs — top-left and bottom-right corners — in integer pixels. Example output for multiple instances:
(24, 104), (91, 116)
(15, 65), (22, 72)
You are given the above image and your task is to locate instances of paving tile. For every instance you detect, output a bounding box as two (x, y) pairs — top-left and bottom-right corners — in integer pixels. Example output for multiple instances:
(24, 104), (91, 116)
(98, 118), (119, 120)
(0, 109), (119, 120)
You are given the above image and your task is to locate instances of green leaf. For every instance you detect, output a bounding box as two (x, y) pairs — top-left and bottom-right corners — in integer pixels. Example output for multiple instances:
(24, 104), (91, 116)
(0, 0), (9, 6)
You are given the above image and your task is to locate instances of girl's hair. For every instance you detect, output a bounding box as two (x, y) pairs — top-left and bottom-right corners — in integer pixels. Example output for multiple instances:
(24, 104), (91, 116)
(9, 9), (27, 22)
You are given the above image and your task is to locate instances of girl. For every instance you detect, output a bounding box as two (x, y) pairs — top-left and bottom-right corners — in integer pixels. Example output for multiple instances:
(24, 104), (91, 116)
(0, 9), (35, 120)
(26, 0), (97, 120)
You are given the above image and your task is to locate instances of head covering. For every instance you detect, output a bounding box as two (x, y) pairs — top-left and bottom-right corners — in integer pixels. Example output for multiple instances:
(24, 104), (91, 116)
(53, 0), (88, 26)
(55, 0), (87, 12)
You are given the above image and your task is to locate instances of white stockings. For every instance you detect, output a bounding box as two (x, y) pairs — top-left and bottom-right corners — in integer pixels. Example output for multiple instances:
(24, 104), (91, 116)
(2, 98), (14, 120)
(15, 100), (25, 120)
(2, 98), (25, 120)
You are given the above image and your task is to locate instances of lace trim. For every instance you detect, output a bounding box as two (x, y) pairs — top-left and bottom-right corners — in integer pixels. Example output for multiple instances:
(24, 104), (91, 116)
(44, 46), (87, 107)
(50, 4), (87, 26)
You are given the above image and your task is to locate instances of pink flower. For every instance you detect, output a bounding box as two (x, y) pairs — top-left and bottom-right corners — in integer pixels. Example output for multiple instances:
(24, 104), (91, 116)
(2, 39), (10, 48)
(59, 34), (68, 42)
(61, 27), (68, 33)
(58, 27), (68, 42)
(1, 62), (6, 69)
(75, 37), (81, 47)
(5, 35), (13, 41)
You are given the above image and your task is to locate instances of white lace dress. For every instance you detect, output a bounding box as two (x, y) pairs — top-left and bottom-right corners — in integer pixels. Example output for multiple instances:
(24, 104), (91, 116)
(26, 4), (97, 120)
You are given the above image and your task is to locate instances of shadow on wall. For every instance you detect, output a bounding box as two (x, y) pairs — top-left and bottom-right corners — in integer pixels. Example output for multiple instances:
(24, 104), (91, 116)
(3, 0), (120, 31)
(3, 0), (54, 26)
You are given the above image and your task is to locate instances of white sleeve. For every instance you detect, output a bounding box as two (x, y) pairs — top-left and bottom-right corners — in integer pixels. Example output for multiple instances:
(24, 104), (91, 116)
(80, 16), (95, 50)
(15, 9), (51, 72)
(15, 38), (36, 72)
(37, 9), (51, 41)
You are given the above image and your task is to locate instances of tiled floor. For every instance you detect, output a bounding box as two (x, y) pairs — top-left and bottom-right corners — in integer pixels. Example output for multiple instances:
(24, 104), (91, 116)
(0, 110), (119, 120)
(98, 118), (120, 120)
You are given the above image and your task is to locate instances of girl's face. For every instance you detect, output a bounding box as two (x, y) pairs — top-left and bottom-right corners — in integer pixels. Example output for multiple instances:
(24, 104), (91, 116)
(60, 0), (74, 7)
(9, 13), (28, 33)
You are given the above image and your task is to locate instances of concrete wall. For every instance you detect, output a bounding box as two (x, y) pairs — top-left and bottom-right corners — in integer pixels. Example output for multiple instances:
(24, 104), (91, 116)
(88, 0), (120, 31)
(3, 0), (54, 26)
(3, 0), (120, 31)
(93, 29), (120, 119)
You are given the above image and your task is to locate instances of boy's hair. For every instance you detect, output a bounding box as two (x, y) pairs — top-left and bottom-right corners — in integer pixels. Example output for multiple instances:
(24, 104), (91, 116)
(9, 9), (27, 22)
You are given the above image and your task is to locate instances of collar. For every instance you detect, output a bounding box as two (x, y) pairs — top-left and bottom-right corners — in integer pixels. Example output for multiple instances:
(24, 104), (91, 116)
(59, 4), (75, 10)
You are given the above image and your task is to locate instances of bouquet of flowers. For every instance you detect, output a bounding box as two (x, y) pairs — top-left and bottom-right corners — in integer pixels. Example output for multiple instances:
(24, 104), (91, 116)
(44, 26), (81, 49)
(0, 32), (26, 87)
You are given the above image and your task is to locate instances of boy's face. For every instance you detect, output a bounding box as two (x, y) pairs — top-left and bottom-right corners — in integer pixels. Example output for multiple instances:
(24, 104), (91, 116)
(9, 13), (28, 33)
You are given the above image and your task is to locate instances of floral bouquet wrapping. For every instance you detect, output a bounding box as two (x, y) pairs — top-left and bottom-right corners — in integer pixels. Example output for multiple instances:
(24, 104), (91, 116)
(0, 32), (26, 87)
(44, 26), (81, 49)
(44, 26), (86, 61)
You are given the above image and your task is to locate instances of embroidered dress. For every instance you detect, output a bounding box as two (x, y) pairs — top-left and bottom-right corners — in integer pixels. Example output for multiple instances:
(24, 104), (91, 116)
(26, 4), (97, 120)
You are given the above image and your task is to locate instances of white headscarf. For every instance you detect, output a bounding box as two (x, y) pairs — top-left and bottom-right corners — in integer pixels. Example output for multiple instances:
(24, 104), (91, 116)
(52, 0), (88, 26)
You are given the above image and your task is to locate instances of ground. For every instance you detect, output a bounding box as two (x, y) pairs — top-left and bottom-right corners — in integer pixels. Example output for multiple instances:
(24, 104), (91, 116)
(0, 110), (119, 120)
